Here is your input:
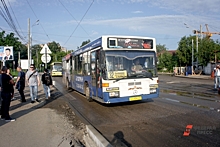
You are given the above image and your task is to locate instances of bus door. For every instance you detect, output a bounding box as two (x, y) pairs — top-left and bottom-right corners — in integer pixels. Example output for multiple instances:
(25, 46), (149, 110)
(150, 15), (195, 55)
(70, 56), (74, 88)
(91, 50), (102, 98)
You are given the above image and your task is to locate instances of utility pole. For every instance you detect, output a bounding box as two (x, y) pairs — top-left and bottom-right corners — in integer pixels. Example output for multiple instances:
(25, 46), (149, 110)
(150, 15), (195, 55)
(36, 49), (38, 68)
(45, 45), (47, 69)
(30, 35), (32, 64)
(28, 18), (30, 67)
(200, 25), (202, 39)
(18, 51), (20, 66)
(192, 39), (194, 75)
(196, 31), (198, 69)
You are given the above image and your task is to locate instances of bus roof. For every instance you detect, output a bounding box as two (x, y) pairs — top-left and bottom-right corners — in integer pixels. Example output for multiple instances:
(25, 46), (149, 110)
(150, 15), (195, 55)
(62, 35), (156, 60)
(62, 53), (72, 61)
(51, 62), (62, 65)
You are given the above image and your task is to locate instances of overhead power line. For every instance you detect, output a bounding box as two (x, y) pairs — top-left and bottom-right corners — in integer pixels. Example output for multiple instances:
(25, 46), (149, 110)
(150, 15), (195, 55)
(0, 0), (25, 41)
(58, 0), (90, 38)
(7, 0), (26, 39)
(63, 0), (94, 46)
(26, 0), (51, 41)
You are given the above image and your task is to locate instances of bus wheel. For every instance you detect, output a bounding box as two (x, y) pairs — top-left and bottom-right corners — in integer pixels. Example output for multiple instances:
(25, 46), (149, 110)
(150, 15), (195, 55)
(85, 85), (92, 102)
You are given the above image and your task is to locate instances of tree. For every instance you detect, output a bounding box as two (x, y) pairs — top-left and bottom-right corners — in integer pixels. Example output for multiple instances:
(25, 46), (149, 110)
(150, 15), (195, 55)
(176, 35), (220, 68)
(156, 44), (167, 53)
(31, 44), (42, 69)
(157, 51), (173, 72)
(80, 39), (90, 47)
(48, 41), (62, 54)
(198, 38), (220, 66)
(176, 36), (196, 67)
(31, 42), (68, 70)
(0, 31), (24, 68)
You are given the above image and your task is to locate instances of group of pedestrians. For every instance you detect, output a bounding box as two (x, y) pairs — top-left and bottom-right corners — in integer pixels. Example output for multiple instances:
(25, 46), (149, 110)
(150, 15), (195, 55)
(0, 64), (52, 122)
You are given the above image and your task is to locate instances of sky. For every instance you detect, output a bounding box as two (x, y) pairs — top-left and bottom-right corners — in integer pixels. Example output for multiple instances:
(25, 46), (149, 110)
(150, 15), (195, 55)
(1, 0), (220, 51)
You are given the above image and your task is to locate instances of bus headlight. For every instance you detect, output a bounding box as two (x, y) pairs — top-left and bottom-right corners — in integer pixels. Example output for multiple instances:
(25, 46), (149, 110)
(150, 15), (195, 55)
(149, 84), (158, 94)
(109, 91), (119, 97)
(150, 88), (157, 93)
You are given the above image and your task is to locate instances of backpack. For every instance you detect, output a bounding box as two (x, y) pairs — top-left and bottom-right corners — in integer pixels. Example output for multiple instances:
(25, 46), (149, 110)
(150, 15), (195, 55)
(44, 73), (51, 85)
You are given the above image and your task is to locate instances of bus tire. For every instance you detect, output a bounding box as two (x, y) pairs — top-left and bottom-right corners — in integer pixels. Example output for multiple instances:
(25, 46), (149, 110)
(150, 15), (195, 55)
(85, 85), (92, 102)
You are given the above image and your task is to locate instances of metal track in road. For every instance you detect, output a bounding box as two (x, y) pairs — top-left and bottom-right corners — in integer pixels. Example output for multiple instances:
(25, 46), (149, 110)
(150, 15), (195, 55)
(52, 77), (220, 147)
(159, 78), (220, 99)
(53, 80), (101, 128)
(159, 76), (220, 112)
(53, 78), (126, 147)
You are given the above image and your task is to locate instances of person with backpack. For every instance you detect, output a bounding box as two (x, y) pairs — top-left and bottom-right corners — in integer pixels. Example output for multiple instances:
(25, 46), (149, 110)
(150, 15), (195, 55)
(41, 69), (52, 100)
(26, 64), (40, 103)
(15, 66), (26, 102)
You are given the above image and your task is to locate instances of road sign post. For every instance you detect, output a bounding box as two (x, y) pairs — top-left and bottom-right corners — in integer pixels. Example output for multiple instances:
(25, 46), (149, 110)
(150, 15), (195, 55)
(41, 54), (51, 64)
(40, 44), (52, 69)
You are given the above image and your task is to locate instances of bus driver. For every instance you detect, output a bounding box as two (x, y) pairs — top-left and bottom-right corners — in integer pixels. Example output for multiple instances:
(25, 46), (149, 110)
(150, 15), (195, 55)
(131, 59), (143, 72)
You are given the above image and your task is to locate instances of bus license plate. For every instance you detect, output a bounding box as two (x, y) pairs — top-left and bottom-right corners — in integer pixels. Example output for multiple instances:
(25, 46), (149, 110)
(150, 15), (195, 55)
(129, 96), (142, 101)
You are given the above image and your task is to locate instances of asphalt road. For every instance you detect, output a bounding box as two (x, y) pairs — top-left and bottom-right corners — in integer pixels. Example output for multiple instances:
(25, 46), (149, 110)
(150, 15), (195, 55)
(53, 75), (220, 147)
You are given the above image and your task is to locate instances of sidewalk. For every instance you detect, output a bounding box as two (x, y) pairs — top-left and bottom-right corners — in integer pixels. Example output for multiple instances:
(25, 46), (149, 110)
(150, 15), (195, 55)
(0, 82), (112, 147)
(175, 74), (212, 80)
(158, 72), (212, 80)
(0, 84), (81, 147)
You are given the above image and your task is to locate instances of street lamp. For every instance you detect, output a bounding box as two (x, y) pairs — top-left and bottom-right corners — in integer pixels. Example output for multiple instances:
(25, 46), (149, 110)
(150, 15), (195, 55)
(184, 23), (199, 70)
(184, 23), (203, 70)
(28, 19), (39, 67)
(30, 20), (39, 64)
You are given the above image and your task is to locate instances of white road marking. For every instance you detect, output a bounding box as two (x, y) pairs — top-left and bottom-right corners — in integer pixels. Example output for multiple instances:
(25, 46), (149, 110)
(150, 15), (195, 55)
(166, 81), (180, 84)
(162, 98), (180, 103)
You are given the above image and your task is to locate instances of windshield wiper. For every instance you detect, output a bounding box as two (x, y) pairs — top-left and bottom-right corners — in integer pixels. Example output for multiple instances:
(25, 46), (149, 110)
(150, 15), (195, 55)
(128, 72), (153, 80)
(113, 78), (126, 83)
(144, 75), (153, 80)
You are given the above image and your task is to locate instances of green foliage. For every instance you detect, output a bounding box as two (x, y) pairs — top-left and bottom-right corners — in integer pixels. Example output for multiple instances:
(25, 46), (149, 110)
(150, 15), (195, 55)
(176, 35), (220, 67)
(198, 38), (220, 66)
(158, 51), (173, 72)
(176, 36), (195, 66)
(156, 44), (167, 53)
(48, 41), (62, 54)
(31, 42), (68, 69)
(80, 39), (90, 47)
(0, 31), (24, 68)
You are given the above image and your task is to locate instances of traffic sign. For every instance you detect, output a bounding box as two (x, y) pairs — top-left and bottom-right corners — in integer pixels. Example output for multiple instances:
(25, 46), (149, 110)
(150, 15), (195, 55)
(40, 44), (52, 54)
(41, 54), (51, 63)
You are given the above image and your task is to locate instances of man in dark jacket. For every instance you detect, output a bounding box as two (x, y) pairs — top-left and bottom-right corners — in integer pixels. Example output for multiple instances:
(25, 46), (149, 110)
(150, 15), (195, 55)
(15, 66), (26, 102)
(1, 66), (15, 122)
(41, 69), (52, 100)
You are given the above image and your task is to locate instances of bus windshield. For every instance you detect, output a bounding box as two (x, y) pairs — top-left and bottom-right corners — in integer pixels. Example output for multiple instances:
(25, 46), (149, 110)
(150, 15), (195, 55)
(104, 50), (157, 80)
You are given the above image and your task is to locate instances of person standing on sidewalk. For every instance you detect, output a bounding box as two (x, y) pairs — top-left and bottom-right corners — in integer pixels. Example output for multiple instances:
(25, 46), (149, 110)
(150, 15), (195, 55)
(15, 66), (26, 102)
(1, 66), (15, 122)
(0, 70), (2, 115)
(41, 69), (52, 100)
(6, 69), (15, 101)
(26, 64), (40, 103)
(214, 65), (220, 90)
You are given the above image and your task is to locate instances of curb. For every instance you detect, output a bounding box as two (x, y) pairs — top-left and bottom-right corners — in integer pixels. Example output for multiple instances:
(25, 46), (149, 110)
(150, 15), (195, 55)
(158, 73), (212, 80)
(86, 125), (113, 147)
(174, 75), (212, 80)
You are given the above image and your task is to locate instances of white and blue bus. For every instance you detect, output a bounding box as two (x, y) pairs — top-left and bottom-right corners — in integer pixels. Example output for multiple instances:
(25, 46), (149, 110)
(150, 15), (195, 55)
(62, 35), (159, 104)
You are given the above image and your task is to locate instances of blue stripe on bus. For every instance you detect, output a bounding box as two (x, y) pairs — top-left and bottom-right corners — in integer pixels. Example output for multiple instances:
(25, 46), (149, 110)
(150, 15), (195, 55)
(101, 89), (159, 103)
(69, 74), (159, 103)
